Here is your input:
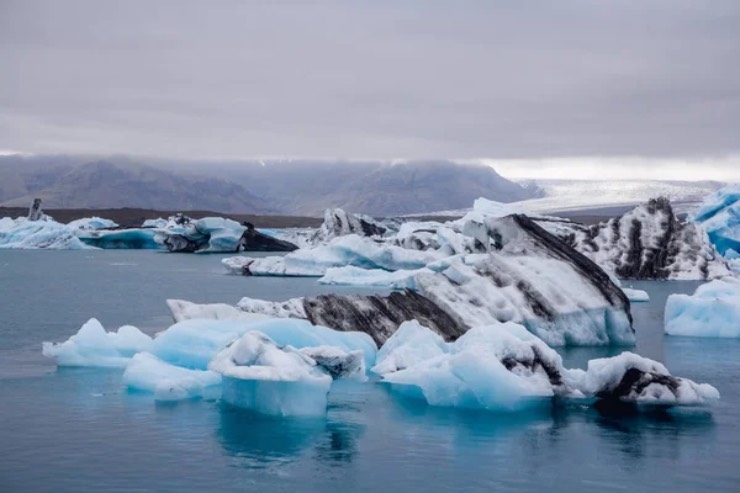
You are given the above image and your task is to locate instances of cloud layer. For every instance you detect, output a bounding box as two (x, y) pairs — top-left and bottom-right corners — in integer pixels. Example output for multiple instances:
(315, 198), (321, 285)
(1, 1), (739, 178)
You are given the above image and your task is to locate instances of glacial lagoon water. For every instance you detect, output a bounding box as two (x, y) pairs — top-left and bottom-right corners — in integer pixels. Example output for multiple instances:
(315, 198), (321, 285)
(1, 250), (739, 492)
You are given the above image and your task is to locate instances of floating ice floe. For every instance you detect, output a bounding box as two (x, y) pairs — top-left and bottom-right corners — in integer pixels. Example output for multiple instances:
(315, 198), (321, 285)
(378, 321), (719, 411)
(622, 288), (650, 302)
(692, 185), (740, 257)
(664, 277), (740, 338)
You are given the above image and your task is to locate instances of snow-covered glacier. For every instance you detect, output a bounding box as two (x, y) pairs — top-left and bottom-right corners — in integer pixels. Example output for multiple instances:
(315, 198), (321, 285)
(664, 277), (740, 338)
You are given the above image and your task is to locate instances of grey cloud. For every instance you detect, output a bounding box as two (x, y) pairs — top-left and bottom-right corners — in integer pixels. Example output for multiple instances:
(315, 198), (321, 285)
(1, 0), (739, 170)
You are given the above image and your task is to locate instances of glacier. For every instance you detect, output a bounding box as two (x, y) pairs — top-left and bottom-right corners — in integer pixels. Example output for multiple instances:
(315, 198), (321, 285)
(664, 277), (740, 338)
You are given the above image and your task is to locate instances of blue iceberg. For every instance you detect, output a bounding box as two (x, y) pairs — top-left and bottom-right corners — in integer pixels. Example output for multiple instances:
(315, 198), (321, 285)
(665, 277), (740, 338)
(693, 185), (740, 256)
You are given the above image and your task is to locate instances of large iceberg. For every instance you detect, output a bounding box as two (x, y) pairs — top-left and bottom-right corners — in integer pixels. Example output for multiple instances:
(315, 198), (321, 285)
(538, 197), (729, 280)
(221, 214), (635, 347)
(664, 277), (740, 338)
(378, 321), (719, 411)
(692, 185), (740, 256)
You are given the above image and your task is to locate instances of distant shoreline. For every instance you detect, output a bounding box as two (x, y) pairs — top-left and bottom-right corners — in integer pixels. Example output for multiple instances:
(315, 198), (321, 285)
(0, 207), (324, 229)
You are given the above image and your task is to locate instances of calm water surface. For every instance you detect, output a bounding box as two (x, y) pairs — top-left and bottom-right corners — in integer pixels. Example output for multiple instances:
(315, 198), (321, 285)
(1, 250), (738, 492)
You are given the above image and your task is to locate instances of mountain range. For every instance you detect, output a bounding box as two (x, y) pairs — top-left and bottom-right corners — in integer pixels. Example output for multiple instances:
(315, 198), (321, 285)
(0, 156), (536, 216)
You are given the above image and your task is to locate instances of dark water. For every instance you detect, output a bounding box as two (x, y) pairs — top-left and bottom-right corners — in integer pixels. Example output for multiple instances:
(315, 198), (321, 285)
(1, 251), (738, 492)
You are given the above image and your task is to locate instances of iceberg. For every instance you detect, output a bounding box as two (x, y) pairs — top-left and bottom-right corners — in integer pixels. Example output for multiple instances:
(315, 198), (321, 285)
(311, 208), (388, 243)
(692, 185), (740, 256)
(42, 318), (153, 367)
(77, 228), (161, 249)
(75, 214), (298, 252)
(122, 352), (221, 401)
(151, 317), (377, 371)
(230, 214), (635, 347)
(66, 217), (119, 230)
(571, 352), (720, 407)
(622, 288), (650, 302)
(538, 197), (729, 280)
(371, 320), (449, 376)
(318, 265), (432, 290)
(209, 331), (334, 416)
(378, 321), (718, 411)
(166, 299), (272, 323)
(0, 217), (95, 250)
(224, 234), (442, 276)
(664, 277), (740, 338)
(381, 323), (575, 411)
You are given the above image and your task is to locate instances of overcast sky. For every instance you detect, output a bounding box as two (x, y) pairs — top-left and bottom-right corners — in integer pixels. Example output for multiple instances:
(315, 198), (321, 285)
(1, 0), (739, 180)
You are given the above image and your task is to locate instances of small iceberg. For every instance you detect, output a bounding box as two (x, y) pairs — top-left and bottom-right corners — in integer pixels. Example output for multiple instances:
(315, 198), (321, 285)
(665, 277), (740, 338)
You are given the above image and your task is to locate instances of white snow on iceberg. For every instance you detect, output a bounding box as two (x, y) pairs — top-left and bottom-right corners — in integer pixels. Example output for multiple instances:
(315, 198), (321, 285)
(664, 277), (740, 338)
